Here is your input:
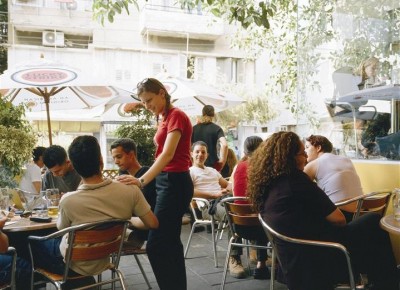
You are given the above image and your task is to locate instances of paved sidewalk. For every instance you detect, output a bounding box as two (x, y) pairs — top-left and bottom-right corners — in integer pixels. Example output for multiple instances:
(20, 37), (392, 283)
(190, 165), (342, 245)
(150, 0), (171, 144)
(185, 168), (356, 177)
(102, 223), (287, 290)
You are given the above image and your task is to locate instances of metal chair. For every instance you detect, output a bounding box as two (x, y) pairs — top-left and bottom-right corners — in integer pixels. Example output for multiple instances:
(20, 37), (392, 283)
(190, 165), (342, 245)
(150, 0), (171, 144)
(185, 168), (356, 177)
(220, 197), (272, 290)
(335, 190), (392, 221)
(0, 247), (17, 290)
(119, 244), (152, 289)
(28, 219), (129, 290)
(184, 197), (224, 267)
(258, 214), (363, 290)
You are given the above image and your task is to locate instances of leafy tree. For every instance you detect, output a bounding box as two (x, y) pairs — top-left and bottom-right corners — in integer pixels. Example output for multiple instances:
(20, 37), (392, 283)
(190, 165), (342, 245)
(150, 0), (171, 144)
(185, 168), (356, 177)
(0, 98), (37, 187)
(93, 0), (278, 29)
(115, 104), (156, 166)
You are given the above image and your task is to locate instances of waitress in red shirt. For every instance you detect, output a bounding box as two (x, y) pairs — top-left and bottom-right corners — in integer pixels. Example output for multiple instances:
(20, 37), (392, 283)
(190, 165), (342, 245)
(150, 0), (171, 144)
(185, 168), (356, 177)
(134, 78), (193, 290)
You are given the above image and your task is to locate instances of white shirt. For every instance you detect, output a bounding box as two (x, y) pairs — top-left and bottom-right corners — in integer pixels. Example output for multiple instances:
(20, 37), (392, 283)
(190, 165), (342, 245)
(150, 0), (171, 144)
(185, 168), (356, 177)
(315, 153), (363, 203)
(19, 162), (42, 194)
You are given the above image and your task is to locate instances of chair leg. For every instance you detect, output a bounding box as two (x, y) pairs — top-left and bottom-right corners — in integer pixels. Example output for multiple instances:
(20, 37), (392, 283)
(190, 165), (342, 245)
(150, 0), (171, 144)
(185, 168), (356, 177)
(114, 268), (128, 290)
(270, 249), (276, 290)
(220, 238), (234, 290)
(134, 254), (152, 289)
(184, 221), (198, 257)
(211, 221), (218, 267)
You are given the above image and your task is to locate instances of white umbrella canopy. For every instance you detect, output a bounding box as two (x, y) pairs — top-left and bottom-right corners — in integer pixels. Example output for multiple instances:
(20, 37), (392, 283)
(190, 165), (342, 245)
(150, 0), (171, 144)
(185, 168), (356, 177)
(0, 58), (136, 144)
(133, 76), (245, 116)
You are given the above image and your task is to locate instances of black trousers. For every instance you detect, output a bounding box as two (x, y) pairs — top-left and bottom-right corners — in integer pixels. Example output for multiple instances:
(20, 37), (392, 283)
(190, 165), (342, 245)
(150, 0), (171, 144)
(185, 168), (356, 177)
(146, 171), (193, 290)
(281, 213), (399, 290)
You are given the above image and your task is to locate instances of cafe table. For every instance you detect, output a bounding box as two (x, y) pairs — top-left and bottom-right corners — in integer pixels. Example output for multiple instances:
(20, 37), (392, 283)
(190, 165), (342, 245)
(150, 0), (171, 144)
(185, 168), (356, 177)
(4, 215), (57, 232)
(3, 214), (57, 260)
(380, 214), (400, 235)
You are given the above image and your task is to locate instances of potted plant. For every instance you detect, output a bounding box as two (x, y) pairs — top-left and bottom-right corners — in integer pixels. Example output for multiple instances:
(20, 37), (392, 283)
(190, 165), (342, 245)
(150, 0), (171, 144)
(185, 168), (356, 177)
(0, 97), (37, 188)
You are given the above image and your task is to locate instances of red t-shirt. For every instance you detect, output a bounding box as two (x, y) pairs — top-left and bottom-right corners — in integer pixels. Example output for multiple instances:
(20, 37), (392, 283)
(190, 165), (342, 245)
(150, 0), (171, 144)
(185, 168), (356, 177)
(154, 107), (192, 172)
(233, 160), (249, 204)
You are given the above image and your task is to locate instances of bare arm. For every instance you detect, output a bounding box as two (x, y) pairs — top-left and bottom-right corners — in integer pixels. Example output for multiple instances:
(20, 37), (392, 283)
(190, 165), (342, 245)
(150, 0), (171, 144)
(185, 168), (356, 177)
(193, 189), (228, 199)
(325, 208), (346, 226)
(218, 177), (229, 189)
(124, 130), (182, 187)
(33, 181), (41, 194)
(303, 160), (317, 181)
(218, 137), (228, 166)
(130, 210), (159, 230)
(0, 217), (9, 253)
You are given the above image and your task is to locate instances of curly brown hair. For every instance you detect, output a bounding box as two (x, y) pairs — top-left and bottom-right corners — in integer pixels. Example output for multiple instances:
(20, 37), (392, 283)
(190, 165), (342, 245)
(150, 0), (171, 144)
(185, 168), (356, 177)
(247, 131), (302, 212)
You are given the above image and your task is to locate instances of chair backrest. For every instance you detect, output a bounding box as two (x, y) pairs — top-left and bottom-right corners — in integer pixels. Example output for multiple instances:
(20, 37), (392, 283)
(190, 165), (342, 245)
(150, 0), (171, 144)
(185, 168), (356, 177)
(62, 219), (128, 281)
(0, 247), (17, 290)
(258, 214), (357, 290)
(190, 197), (211, 221)
(335, 190), (392, 220)
(222, 196), (260, 238)
(355, 191), (391, 219)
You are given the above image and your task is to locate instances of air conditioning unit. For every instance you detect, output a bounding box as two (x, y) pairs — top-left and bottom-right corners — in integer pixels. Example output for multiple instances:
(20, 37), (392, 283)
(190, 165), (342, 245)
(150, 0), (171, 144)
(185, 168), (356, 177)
(42, 31), (64, 47)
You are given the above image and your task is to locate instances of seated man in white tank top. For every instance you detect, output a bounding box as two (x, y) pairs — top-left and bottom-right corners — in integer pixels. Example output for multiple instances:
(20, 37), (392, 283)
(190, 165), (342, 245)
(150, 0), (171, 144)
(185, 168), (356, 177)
(304, 135), (363, 219)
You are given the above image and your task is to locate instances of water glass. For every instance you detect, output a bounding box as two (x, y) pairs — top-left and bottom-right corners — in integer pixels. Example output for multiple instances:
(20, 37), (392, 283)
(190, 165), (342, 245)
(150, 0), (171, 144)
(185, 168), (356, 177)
(0, 194), (10, 218)
(392, 188), (400, 221)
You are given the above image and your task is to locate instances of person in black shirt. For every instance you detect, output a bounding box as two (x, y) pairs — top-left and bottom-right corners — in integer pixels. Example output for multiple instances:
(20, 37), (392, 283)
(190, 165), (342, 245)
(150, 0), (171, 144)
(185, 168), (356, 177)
(192, 105), (228, 171)
(110, 138), (157, 247)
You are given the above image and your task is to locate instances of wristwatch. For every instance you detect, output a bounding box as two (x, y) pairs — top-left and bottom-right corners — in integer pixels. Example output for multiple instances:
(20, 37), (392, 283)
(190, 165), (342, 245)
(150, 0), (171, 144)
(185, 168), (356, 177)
(139, 178), (145, 188)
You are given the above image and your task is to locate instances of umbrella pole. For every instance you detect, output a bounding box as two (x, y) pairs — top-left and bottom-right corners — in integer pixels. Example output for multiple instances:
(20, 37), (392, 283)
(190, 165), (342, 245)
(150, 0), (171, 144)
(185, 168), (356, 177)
(44, 94), (53, 145)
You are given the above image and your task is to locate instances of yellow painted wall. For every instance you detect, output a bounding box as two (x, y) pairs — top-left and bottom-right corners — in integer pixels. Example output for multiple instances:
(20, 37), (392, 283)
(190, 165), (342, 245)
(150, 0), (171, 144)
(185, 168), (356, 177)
(352, 160), (400, 262)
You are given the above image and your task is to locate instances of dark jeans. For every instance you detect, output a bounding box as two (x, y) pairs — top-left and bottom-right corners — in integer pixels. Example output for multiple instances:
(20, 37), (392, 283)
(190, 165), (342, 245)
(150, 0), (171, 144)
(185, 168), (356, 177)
(29, 237), (96, 289)
(0, 254), (31, 289)
(147, 171), (193, 290)
(235, 224), (268, 262)
(29, 237), (66, 275)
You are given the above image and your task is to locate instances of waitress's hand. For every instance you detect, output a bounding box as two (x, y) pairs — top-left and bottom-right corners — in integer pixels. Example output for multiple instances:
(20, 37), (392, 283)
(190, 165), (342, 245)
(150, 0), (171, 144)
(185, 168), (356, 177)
(115, 174), (141, 187)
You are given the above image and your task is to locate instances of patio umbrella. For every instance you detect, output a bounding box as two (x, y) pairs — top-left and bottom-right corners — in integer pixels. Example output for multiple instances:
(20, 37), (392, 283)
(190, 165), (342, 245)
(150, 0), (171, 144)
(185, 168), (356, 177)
(0, 58), (136, 144)
(133, 76), (244, 116)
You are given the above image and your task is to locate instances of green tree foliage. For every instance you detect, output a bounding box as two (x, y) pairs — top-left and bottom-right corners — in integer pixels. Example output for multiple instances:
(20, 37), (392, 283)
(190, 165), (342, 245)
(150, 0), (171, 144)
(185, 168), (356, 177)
(93, 0), (276, 29)
(0, 98), (37, 187)
(115, 105), (156, 166)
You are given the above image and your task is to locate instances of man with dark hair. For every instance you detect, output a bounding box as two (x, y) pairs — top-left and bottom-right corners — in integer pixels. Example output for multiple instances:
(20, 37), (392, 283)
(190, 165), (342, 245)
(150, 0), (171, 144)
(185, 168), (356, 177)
(110, 138), (157, 248)
(41, 145), (81, 193)
(192, 105), (228, 171)
(30, 135), (158, 288)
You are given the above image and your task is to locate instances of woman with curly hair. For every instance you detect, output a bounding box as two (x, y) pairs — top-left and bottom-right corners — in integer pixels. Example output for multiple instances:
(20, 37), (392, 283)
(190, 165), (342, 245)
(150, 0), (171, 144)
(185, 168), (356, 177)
(247, 131), (398, 290)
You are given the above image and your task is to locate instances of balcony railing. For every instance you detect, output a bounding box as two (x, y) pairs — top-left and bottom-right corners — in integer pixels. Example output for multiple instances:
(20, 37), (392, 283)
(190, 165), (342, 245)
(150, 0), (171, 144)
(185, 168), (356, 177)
(140, 4), (224, 40)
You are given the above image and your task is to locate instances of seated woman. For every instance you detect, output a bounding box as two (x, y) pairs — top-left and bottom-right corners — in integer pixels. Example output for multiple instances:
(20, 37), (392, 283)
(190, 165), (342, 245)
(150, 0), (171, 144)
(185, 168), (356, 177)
(247, 131), (398, 290)
(303, 134), (363, 221)
(231, 135), (270, 280)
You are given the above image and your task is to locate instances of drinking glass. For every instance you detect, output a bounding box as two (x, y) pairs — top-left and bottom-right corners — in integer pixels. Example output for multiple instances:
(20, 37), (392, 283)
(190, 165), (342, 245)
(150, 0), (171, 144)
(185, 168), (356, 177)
(393, 188), (400, 221)
(46, 189), (60, 218)
(0, 193), (10, 218)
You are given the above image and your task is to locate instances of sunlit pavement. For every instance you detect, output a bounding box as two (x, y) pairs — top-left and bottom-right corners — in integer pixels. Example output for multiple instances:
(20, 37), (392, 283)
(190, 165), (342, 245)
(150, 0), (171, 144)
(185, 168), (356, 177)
(97, 222), (287, 290)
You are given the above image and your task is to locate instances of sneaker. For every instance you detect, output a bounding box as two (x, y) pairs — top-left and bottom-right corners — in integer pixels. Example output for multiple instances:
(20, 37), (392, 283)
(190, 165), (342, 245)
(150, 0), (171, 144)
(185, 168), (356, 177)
(253, 267), (271, 280)
(229, 256), (246, 279)
(124, 230), (145, 249)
